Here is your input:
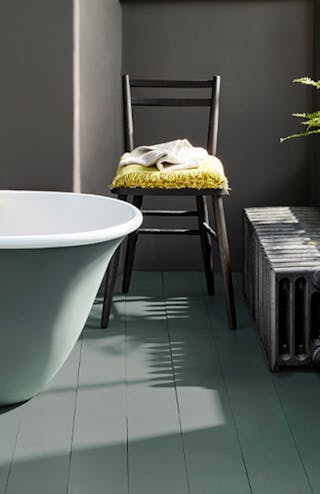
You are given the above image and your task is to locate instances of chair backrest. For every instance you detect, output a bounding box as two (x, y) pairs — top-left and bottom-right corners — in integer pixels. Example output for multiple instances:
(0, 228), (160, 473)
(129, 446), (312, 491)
(122, 75), (221, 156)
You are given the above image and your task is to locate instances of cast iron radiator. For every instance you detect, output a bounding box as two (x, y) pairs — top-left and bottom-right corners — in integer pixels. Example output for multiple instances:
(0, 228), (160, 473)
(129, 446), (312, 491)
(243, 207), (320, 370)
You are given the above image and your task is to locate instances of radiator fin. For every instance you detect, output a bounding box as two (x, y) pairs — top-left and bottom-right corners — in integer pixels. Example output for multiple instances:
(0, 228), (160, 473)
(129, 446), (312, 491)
(295, 278), (306, 358)
(311, 292), (320, 342)
(278, 278), (290, 359)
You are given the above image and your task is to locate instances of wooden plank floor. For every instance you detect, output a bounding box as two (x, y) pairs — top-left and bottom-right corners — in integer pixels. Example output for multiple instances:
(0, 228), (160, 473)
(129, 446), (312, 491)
(1, 272), (320, 493)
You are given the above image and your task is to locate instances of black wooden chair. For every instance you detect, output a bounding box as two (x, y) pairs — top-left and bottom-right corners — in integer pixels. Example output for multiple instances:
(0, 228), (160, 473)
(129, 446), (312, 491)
(101, 75), (237, 329)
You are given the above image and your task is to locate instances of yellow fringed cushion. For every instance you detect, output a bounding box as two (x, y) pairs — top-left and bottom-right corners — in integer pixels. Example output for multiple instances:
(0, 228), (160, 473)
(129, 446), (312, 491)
(110, 155), (229, 190)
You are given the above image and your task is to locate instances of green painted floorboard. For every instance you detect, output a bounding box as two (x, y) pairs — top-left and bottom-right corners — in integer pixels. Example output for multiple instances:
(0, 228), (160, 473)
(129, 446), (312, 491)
(68, 293), (127, 494)
(0, 405), (23, 494)
(163, 272), (252, 494)
(4, 340), (82, 494)
(126, 272), (189, 494)
(272, 370), (320, 492)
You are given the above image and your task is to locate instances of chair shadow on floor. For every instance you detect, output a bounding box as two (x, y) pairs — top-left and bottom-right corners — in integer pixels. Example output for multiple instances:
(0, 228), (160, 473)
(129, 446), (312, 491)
(84, 279), (250, 391)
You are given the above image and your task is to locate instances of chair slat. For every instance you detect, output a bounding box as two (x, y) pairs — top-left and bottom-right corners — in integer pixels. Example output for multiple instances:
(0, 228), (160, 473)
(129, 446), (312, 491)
(143, 210), (198, 216)
(131, 97), (211, 107)
(130, 79), (214, 88)
(139, 228), (200, 235)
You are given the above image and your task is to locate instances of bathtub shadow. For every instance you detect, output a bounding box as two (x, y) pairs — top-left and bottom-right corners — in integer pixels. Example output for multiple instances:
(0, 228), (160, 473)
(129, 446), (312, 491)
(0, 400), (30, 415)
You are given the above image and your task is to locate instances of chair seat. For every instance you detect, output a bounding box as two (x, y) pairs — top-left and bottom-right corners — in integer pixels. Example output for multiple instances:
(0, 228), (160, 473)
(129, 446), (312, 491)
(110, 155), (229, 190)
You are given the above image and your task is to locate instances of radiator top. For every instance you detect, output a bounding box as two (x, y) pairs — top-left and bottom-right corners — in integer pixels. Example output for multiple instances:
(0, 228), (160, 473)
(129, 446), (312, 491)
(245, 207), (320, 271)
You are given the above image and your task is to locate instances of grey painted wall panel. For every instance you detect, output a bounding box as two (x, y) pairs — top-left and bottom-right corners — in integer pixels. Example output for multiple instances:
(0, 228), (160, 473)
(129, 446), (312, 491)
(312, 0), (320, 205)
(122, 0), (313, 270)
(79, 0), (122, 195)
(0, 0), (73, 191)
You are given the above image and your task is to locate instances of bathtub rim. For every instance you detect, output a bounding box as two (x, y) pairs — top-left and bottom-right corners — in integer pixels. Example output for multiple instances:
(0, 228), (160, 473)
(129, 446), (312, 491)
(0, 190), (142, 249)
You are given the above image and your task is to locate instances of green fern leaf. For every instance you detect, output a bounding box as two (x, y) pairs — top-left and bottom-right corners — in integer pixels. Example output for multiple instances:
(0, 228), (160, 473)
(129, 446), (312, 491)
(293, 77), (320, 89)
(293, 111), (320, 119)
(280, 128), (320, 143)
(292, 111), (320, 119)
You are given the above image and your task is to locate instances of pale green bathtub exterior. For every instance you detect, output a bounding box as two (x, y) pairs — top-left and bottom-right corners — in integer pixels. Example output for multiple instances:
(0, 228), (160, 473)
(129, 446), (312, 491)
(0, 239), (121, 406)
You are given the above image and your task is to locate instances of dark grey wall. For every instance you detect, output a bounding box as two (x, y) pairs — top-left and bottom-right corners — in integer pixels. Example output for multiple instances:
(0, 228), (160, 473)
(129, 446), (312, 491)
(79, 0), (122, 195)
(312, 0), (320, 205)
(122, 0), (313, 270)
(0, 0), (73, 191)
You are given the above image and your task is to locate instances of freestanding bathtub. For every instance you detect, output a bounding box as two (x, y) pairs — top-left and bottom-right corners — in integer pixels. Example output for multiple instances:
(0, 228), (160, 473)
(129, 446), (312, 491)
(0, 190), (142, 406)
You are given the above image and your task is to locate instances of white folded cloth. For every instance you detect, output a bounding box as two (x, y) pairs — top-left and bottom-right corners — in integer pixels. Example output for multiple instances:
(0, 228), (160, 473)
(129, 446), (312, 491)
(119, 139), (208, 171)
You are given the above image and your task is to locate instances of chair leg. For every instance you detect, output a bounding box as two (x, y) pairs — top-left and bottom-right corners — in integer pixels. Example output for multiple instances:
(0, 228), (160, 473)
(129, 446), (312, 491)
(122, 195), (143, 293)
(196, 195), (215, 295)
(101, 246), (121, 328)
(212, 196), (237, 329)
(101, 194), (127, 328)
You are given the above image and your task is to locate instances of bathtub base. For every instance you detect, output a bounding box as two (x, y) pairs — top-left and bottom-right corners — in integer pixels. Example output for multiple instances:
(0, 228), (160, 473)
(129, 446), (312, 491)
(0, 240), (120, 406)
